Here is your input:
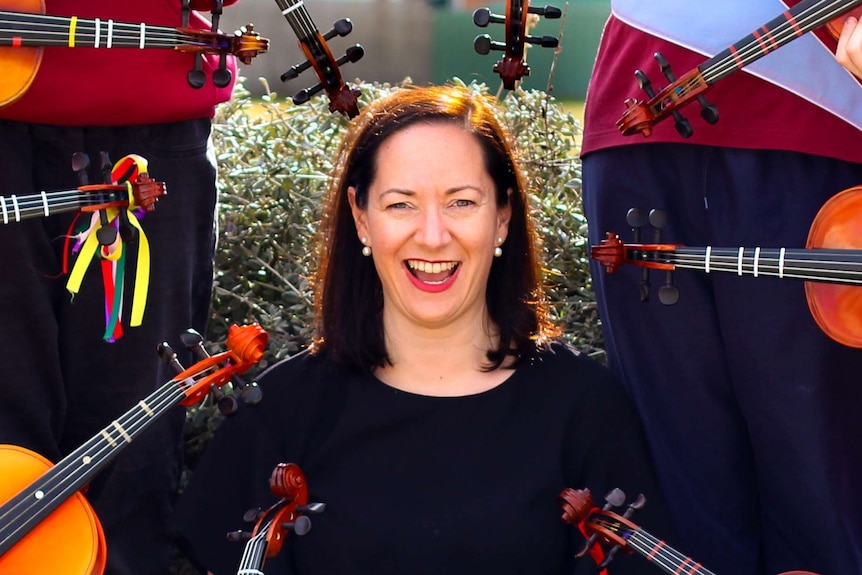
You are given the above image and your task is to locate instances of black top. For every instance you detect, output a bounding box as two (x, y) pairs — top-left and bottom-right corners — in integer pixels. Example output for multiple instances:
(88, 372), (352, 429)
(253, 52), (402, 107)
(174, 342), (673, 575)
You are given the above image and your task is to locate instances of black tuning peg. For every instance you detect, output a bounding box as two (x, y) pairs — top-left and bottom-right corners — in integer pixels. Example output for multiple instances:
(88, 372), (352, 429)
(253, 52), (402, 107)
(626, 208), (651, 302)
(653, 52), (718, 130)
(289, 44), (364, 105)
(283, 515), (312, 536)
(225, 530), (252, 542)
(179, 328), (239, 415)
(575, 488), (626, 558)
(297, 502), (326, 515)
(645, 209), (679, 305)
(324, 18), (353, 41)
(243, 507), (263, 523)
(472, 7), (505, 27)
(157, 342), (186, 374)
(526, 35), (558, 49)
(652, 53), (693, 138)
(597, 494), (646, 569)
(528, 4), (562, 18)
(473, 34), (503, 56)
(72, 152), (90, 186)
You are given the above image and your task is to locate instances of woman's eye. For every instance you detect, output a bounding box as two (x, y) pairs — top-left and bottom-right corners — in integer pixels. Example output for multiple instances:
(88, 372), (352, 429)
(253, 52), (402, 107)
(453, 199), (475, 208)
(386, 202), (410, 210)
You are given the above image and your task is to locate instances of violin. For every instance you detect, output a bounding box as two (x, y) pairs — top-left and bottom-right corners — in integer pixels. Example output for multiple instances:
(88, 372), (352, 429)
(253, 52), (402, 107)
(0, 324), (267, 574)
(617, 0), (862, 138)
(0, 169), (164, 225)
(0, 0), (269, 108)
(274, 0), (363, 119)
(228, 463), (325, 574)
(472, 0), (562, 90)
(559, 487), (819, 575)
(591, 186), (862, 348)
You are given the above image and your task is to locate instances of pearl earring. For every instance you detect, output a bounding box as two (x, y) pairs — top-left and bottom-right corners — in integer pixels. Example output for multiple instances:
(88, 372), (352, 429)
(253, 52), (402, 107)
(361, 237), (372, 257)
(494, 237), (503, 258)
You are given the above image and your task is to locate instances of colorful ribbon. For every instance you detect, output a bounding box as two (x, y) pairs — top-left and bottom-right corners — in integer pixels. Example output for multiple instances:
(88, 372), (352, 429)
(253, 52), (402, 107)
(65, 154), (152, 342)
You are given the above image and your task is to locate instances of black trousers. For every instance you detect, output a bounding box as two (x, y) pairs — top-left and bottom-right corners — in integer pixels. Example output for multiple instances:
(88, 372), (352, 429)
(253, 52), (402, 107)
(583, 143), (862, 575)
(0, 117), (218, 575)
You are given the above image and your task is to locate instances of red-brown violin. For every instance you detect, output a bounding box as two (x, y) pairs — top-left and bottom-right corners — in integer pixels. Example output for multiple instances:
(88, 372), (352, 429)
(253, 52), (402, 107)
(472, 0), (561, 90)
(229, 463), (325, 574)
(274, 0), (363, 118)
(591, 186), (862, 348)
(0, 171), (164, 225)
(617, 0), (862, 138)
(560, 487), (819, 575)
(0, 324), (267, 574)
(1, 0), (269, 107)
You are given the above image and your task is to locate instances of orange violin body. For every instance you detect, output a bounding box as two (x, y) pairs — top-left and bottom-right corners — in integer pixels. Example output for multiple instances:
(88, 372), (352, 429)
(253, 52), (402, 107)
(0, 445), (106, 575)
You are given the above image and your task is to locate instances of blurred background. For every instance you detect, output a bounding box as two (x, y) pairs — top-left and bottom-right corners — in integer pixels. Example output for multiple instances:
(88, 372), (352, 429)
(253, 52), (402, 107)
(220, 0), (611, 102)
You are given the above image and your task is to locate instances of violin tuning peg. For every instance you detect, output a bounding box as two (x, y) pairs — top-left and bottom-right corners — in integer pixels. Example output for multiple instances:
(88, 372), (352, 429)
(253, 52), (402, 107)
(280, 59), (313, 82)
(673, 114), (694, 138)
(242, 507), (263, 523)
(526, 35), (559, 49)
(213, 57), (232, 89)
(658, 272), (679, 306)
(181, 329), (208, 360)
(472, 7), (504, 27)
(343, 45), (364, 65)
(225, 530), (252, 542)
(473, 34), (493, 55)
(233, 375), (263, 405)
(282, 515), (312, 536)
(604, 488), (626, 508)
(628, 493), (647, 511)
(597, 544), (622, 569)
(157, 342), (186, 373)
(323, 18), (353, 41)
(528, 5), (562, 18)
(213, 386), (239, 416)
(634, 70), (657, 98)
(296, 502), (326, 515)
(187, 56), (207, 89)
(71, 152), (91, 185)
(699, 96), (720, 124)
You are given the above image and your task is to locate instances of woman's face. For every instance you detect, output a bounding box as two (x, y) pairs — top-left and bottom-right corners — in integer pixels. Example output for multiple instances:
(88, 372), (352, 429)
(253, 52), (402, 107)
(349, 122), (512, 332)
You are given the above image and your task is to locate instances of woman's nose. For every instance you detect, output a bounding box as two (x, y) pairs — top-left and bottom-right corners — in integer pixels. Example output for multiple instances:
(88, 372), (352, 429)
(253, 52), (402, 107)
(414, 208), (451, 247)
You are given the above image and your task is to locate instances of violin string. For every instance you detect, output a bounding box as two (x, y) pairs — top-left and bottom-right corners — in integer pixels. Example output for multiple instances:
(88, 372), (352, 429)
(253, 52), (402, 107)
(627, 529), (717, 575)
(591, 518), (696, 575)
(0, 189), (134, 222)
(0, 364), (224, 547)
(648, 250), (862, 283)
(274, 0), (322, 43)
(702, 0), (860, 84)
(0, 13), (219, 49)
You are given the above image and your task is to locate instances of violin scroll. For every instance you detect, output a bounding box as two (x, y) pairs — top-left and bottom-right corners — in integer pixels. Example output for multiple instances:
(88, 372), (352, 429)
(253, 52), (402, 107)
(472, 0), (562, 90)
(228, 463), (325, 573)
(275, 0), (364, 119)
(158, 323), (268, 409)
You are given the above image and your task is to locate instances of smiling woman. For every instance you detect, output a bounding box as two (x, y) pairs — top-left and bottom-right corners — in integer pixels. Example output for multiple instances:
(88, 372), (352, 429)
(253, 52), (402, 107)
(173, 84), (676, 575)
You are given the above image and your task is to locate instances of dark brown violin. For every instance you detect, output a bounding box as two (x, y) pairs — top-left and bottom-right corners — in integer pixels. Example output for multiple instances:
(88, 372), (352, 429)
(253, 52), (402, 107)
(560, 487), (819, 575)
(617, 0), (862, 138)
(0, 324), (267, 575)
(472, 0), (561, 90)
(0, 0), (269, 107)
(592, 187), (862, 348)
(228, 463), (325, 574)
(274, 0), (363, 119)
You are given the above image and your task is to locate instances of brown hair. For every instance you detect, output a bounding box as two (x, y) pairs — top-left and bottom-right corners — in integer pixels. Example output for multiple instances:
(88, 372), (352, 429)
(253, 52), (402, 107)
(312, 85), (557, 372)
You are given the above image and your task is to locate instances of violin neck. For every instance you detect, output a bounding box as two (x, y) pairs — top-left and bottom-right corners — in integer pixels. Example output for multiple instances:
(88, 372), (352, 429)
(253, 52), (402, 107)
(0, 189), (103, 224)
(0, 10), (186, 49)
(236, 527), (271, 574)
(699, 0), (862, 83)
(636, 246), (862, 285)
(624, 527), (717, 575)
(0, 378), (189, 555)
(273, 0), (319, 42)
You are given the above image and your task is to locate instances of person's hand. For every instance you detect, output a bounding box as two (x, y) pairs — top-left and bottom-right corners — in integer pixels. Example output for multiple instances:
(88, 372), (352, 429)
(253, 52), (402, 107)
(836, 14), (862, 79)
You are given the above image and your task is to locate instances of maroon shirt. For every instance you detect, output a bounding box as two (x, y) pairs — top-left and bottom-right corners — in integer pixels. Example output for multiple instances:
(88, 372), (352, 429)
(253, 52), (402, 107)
(0, 0), (240, 126)
(582, 14), (862, 164)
